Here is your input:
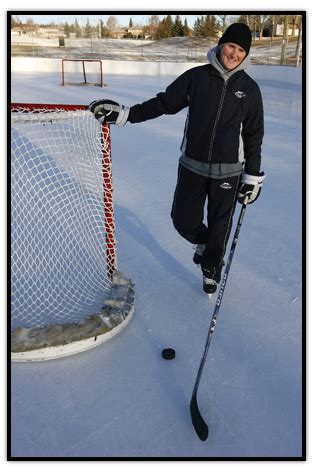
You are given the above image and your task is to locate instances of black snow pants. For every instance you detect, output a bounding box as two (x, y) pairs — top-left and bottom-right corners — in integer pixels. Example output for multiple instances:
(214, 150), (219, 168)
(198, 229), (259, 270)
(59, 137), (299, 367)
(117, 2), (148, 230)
(171, 164), (240, 270)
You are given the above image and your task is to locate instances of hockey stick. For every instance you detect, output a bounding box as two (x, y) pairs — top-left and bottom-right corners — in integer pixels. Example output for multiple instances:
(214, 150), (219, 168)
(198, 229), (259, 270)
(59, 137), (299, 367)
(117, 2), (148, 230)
(190, 196), (249, 441)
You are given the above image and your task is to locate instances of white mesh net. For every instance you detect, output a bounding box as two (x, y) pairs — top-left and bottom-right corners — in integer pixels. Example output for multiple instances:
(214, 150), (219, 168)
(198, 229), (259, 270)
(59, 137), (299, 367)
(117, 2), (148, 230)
(11, 104), (116, 331)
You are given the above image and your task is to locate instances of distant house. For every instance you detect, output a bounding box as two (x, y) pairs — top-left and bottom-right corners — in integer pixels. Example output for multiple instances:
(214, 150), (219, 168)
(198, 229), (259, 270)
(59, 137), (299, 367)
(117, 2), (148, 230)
(127, 27), (144, 38)
(111, 28), (127, 39)
(12, 26), (64, 38)
(276, 23), (300, 36)
(11, 26), (36, 35)
(11, 27), (24, 36)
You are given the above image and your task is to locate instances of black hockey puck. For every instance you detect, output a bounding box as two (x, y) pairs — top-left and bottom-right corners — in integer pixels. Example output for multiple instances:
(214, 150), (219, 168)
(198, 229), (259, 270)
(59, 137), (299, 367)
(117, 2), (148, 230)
(162, 348), (176, 360)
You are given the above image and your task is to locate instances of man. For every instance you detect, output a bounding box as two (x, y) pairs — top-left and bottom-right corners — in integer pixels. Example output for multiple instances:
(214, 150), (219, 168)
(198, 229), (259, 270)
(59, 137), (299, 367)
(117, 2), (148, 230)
(89, 23), (265, 295)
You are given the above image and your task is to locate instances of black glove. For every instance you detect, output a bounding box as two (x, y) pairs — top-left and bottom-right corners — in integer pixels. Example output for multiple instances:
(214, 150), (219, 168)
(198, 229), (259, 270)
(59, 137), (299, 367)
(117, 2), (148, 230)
(88, 99), (129, 126)
(238, 172), (266, 204)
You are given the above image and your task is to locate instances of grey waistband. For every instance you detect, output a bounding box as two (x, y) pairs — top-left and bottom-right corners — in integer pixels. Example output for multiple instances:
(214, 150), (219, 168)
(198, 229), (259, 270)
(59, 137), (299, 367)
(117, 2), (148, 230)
(179, 154), (243, 179)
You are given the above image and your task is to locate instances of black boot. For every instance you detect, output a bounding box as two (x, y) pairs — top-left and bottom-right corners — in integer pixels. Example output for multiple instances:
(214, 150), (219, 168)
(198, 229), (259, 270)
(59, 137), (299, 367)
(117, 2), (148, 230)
(201, 267), (218, 294)
(201, 263), (223, 295)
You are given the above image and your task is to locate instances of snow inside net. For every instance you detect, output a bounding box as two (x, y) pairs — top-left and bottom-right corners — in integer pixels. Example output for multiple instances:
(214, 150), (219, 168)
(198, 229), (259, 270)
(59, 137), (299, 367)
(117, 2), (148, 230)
(11, 107), (115, 330)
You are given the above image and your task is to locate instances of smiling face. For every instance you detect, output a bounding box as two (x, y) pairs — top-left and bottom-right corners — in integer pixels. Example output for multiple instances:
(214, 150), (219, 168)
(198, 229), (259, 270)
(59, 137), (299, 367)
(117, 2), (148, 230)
(220, 43), (246, 70)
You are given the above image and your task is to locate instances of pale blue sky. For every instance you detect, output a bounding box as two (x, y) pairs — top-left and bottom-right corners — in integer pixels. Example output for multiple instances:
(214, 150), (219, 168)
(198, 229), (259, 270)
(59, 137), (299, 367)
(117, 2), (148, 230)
(13, 13), (235, 29)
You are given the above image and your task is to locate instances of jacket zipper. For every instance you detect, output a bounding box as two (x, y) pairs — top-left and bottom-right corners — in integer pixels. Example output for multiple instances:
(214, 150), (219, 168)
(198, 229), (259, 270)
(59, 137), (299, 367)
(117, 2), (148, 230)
(207, 81), (228, 162)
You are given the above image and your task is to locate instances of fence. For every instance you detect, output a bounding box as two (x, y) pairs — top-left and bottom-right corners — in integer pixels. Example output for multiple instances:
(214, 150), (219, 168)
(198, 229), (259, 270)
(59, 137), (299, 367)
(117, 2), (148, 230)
(11, 34), (302, 66)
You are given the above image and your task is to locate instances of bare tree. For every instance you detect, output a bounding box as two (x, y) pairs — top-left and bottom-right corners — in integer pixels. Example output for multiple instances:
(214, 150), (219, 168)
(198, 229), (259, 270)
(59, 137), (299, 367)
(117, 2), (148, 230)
(271, 15), (278, 40)
(147, 15), (160, 39)
(249, 15), (270, 39)
(280, 15), (289, 65)
(216, 15), (228, 33)
(295, 15), (302, 66)
(106, 16), (119, 36)
(258, 15), (271, 39)
(291, 15), (300, 36)
(25, 17), (35, 31)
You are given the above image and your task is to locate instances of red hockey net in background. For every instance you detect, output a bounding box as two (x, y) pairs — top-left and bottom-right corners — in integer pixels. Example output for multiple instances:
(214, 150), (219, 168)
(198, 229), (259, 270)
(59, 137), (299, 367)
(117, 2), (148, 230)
(61, 59), (103, 87)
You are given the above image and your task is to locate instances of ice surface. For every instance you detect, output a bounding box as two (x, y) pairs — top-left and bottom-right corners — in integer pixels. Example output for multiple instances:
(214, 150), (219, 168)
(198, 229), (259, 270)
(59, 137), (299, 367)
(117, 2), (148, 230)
(10, 66), (302, 458)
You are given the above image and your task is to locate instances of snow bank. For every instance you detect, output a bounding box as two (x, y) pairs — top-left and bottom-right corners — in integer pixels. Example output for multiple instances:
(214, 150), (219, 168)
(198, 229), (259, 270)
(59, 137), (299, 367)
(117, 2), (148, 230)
(11, 58), (302, 84)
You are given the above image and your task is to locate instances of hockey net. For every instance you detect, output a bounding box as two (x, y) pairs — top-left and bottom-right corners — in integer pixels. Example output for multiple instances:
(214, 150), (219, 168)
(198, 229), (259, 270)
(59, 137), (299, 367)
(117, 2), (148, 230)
(11, 103), (134, 361)
(61, 59), (103, 87)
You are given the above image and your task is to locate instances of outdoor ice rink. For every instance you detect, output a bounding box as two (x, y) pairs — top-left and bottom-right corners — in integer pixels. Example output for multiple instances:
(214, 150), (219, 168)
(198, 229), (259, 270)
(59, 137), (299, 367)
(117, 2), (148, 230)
(11, 62), (302, 458)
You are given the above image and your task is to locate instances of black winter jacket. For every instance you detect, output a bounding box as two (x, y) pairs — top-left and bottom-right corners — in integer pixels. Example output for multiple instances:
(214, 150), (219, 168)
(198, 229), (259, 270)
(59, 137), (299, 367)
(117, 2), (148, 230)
(128, 64), (264, 175)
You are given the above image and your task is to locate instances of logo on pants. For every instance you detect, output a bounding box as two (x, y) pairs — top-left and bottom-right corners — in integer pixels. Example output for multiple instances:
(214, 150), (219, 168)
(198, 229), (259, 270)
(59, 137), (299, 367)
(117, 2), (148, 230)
(220, 182), (232, 190)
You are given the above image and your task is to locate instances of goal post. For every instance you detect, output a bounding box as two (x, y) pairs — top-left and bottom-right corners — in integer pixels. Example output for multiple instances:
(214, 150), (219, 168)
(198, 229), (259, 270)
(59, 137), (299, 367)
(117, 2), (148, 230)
(61, 59), (104, 87)
(10, 103), (134, 362)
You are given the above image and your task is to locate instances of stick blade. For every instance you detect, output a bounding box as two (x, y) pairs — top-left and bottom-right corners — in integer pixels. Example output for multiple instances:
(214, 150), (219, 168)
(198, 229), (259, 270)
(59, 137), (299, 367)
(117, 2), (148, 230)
(190, 393), (208, 441)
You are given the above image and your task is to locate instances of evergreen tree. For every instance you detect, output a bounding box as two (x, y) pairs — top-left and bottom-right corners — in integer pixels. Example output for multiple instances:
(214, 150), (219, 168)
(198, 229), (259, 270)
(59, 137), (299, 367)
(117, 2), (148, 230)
(193, 16), (206, 36)
(193, 17), (200, 36)
(64, 22), (71, 38)
(129, 18), (133, 28)
(99, 20), (109, 38)
(74, 18), (82, 38)
(204, 15), (212, 37)
(84, 18), (92, 38)
(156, 15), (174, 39)
(183, 18), (191, 37)
(165, 14), (175, 37)
(205, 15), (219, 37)
(173, 15), (184, 37)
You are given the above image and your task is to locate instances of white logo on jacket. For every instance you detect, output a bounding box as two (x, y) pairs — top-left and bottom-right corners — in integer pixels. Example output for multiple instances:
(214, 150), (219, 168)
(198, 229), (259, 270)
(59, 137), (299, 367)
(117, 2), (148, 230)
(235, 91), (246, 99)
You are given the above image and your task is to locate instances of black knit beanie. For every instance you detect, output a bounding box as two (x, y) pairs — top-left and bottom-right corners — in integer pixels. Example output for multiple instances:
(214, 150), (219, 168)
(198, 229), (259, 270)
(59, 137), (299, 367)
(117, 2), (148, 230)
(218, 23), (252, 56)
